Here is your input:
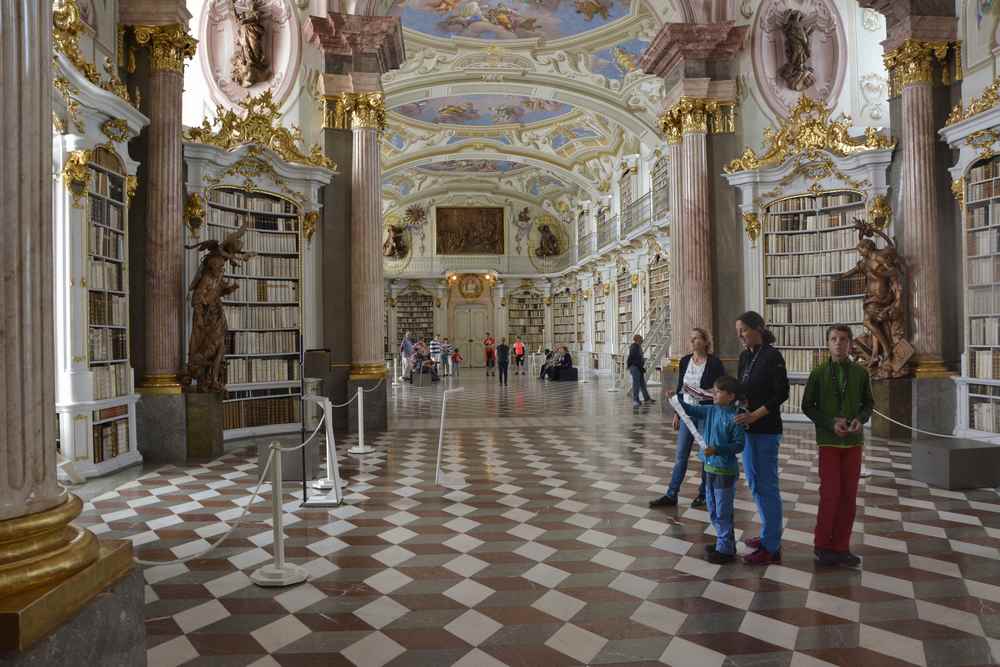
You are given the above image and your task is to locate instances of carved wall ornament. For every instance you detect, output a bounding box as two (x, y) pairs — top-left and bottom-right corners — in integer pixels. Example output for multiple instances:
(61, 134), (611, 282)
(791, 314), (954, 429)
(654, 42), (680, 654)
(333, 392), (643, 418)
(200, 0), (298, 108)
(383, 222), (409, 261)
(185, 90), (335, 170)
(126, 175), (138, 205)
(742, 211), (762, 246)
(184, 192), (207, 238)
(53, 0), (99, 83)
(867, 194), (891, 229)
(324, 92), (387, 132)
(132, 24), (198, 74)
(862, 8), (881, 31)
(62, 149), (91, 208)
(659, 98), (737, 140)
(741, 0), (755, 19)
(951, 177), (965, 208)
(966, 129), (1000, 159)
(53, 75), (84, 133)
(100, 118), (130, 144)
(724, 96), (895, 174)
(859, 73), (889, 122)
(883, 40), (960, 98)
(302, 210), (319, 244)
(753, 0), (845, 118)
(947, 77), (1000, 125)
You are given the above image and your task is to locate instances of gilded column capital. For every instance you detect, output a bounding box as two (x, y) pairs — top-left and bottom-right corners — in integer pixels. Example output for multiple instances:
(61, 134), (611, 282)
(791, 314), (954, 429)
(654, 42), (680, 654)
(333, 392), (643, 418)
(324, 92), (387, 132)
(661, 97), (736, 138)
(132, 24), (197, 74)
(883, 39), (960, 97)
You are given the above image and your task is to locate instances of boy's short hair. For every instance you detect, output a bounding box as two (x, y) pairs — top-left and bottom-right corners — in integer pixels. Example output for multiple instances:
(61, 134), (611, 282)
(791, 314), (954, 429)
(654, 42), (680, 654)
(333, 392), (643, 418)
(826, 324), (853, 340)
(714, 375), (741, 396)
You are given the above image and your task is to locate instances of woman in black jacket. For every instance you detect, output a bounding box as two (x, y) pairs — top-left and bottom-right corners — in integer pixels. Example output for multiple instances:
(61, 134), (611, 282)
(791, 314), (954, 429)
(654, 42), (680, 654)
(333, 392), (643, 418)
(734, 310), (790, 565)
(650, 328), (725, 508)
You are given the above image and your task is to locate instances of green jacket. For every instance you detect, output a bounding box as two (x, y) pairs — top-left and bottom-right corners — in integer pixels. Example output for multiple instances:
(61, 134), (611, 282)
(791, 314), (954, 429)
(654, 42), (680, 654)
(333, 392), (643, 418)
(801, 358), (874, 447)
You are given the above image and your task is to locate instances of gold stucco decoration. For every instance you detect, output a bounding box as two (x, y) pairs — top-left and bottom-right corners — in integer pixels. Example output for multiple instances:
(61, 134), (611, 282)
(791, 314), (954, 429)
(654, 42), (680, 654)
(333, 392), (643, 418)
(62, 149), (91, 208)
(966, 129), (1000, 159)
(724, 96), (895, 174)
(947, 78), (1000, 126)
(100, 118), (130, 144)
(659, 97), (736, 140)
(951, 177), (965, 207)
(883, 40), (958, 98)
(867, 194), (891, 229)
(126, 175), (138, 205)
(742, 211), (761, 246)
(324, 92), (387, 133)
(185, 91), (335, 171)
(184, 192), (206, 238)
(53, 0), (100, 83)
(303, 211), (320, 244)
(132, 24), (197, 74)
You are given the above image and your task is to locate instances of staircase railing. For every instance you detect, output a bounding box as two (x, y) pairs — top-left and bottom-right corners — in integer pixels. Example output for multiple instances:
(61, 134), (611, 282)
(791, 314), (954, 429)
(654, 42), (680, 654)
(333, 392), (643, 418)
(611, 299), (671, 394)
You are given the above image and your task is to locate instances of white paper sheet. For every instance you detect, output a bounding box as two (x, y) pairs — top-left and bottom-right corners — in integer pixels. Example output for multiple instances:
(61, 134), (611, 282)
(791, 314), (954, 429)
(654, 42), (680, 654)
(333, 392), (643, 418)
(669, 395), (708, 451)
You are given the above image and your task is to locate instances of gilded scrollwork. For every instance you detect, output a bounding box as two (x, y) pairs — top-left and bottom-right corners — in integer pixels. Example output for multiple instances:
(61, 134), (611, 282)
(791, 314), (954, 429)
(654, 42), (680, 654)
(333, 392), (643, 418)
(324, 92), (387, 133)
(867, 194), (891, 229)
(184, 192), (206, 238)
(302, 210), (320, 244)
(62, 149), (91, 208)
(966, 129), (1000, 160)
(132, 24), (198, 74)
(947, 78), (1000, 126)
(126, 175), (138, 205)
(100, 118), (130, 144)
(742, 211), (762, 246)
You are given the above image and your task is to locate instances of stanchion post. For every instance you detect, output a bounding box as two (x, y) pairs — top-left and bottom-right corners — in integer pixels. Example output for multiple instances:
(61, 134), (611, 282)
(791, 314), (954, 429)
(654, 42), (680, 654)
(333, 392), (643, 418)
(435, 387), (464, 486)
(348, 386), (375, 455)
(392, 357), (400, 386)
(251, 443), (309, 587)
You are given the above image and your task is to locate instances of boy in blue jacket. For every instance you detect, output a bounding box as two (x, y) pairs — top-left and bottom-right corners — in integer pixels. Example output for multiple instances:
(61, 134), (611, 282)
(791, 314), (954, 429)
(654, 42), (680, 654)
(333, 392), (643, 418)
(675, 376), (745, 564)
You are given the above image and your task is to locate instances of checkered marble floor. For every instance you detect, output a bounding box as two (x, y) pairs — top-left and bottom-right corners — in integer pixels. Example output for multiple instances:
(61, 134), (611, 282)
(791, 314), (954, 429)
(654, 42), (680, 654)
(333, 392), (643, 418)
(73, 374), (1000, 667)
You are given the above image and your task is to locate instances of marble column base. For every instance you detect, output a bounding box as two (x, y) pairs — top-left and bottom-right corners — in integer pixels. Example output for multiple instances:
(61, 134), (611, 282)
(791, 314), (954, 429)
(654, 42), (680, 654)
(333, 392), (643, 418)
(136, 393), (187, 464)
(911, 377), (957, 436)
(185, 392), (224, 462)
(348, 377), (387, 433)
(0, 544), (144, 666)
(871, 379), (913, 441)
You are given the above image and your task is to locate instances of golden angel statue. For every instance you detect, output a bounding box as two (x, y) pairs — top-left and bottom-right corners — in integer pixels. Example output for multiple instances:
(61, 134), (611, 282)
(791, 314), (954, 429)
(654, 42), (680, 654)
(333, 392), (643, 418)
(181, 222), (255, 392)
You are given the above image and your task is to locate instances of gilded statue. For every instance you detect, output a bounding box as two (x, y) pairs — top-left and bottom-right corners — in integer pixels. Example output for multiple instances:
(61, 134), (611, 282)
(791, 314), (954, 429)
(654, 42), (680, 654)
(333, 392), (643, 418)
(383, 224), (408, 259)
(535, 224), (561, 258)
(182, 223), (255, 392)
(778, 10), (816, 91)
(231, 0), (269, 88)
(837, 220), (913, 379)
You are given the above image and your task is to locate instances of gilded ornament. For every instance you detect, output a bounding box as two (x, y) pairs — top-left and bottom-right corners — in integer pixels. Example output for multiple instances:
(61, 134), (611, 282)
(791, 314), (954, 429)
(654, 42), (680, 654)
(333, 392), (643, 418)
(630, 274), (639, 288)
(185, 91), (336, 171)
(52, 112), (66, 134)
(100, 118), (130, 143)
(323, 92), (387, 132)
(126, 175), (138, 205)
(660, 98), (736, 139)
(53, 75), (84, 132)
(966, 129), (1000, 159)
(951, 177), (965, 207)
(544, 297), (552, 306)
(867, 194), (891, 229)
(303, 210), (320, 243)
(53, 0), (100, 83)
(184, 192), (206, 238)
(947, 78), (1000, 125)
(132, 24), (197, 73)
(742, 211), (761, 246)
(62, 149), (91, 208)
(724, 96), (895, 174)
(883, 40), (950, 97)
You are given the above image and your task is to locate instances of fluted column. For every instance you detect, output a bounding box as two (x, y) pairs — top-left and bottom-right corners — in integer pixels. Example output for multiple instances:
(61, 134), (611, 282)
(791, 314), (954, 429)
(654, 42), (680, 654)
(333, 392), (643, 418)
(678, 106), (713, 338)
(351, 123), (386, 377)
(666, 135), (684, 357)
(133, 25), (196, 390)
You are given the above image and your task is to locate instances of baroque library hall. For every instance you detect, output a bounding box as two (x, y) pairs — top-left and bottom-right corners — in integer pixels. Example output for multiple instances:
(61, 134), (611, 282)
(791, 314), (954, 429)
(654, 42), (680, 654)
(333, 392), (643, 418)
(7, 0), (1000, 665)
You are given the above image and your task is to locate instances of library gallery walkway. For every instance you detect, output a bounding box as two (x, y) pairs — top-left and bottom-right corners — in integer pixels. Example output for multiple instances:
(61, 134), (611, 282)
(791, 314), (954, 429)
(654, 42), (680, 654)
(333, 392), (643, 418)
(76, 375), (1000, 667)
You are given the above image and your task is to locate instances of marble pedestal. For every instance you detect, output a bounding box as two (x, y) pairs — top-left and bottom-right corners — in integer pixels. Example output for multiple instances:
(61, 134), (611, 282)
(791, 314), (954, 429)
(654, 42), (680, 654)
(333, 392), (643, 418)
(911, 437), (1000, 489)
(871, 379), (913, 440)
(0, 542), (144, 666)
(186, 392), (224, 462)
(348, 378), (387, 433)
(136, 394), (187, 463)
(911, 377), (957, 436)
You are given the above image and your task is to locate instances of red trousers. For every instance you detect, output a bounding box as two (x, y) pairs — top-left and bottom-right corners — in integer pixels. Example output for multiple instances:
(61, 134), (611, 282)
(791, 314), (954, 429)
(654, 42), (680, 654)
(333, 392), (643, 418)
(814, 445), (862, 552)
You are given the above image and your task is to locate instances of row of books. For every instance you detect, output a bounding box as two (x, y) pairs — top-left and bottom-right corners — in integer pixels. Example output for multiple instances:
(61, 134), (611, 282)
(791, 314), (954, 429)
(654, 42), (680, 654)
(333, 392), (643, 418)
(766, 276), (865, 299)
(968, 180), (1000, 204)
(765, 251), (858, 276)
(89, 196), (123, 230)
(968, 290), (1000, 316)
(781, 383), (805, 415)
(226, 255), (298, 279)
(93, 404), (128, 421)
(89, 224), (124, 260)
(970, 350), (1000, 379)
(967, 227), (1000, 256)
(783, 349), (831, 374)
(89, 292), (127, 326)
(508, 318), (545, 326)
(764, 210), (858, 234)
(92, 418), (129, 463)
(766, 193), (861, 213)
(971, 400), (1000, 433)
(224, 305), (299, 329)
(223, 396), (301, 429)
(510, 308), (545, 316)
(226, 331), (299, 355)
(766, 299), (864, 325)
(89, 168), (123, 202)
(209, 189), (297, 214)
(225, 357), (301, 384)
(967, 205), (993, 231)
(88, 327), (127, 362)
(772, 323), (864, 348)
(766, 228), (859, 254)
(970, 161), (1000, 183)
(208, 208), (299, 232)
(93, 363), (129, 400)
(204, 223), (298, 254)
(223, 278), (298, 304)
(970, 317), (1000, 346)
(89, 259), (124, 291)
(967, 256), (1000, 286)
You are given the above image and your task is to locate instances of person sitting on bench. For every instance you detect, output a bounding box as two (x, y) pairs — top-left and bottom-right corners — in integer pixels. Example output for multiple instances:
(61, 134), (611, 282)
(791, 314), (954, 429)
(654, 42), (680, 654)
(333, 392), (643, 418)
(545, 346), (574, 380)
(538, 348), (554, 379)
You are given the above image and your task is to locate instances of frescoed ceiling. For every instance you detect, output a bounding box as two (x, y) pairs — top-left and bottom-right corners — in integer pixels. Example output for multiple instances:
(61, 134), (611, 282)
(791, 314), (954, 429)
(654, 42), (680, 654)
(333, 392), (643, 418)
(394, 95), (573, 126)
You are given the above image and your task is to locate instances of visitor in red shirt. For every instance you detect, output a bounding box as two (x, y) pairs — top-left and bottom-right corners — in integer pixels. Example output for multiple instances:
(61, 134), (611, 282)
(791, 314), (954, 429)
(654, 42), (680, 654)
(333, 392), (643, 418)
(483, 333), (496, 377)
(513, 336), (526, 375)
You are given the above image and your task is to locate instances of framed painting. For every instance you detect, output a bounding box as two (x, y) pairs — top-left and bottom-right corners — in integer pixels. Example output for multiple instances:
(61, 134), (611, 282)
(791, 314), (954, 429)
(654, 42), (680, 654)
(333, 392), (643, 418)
(436, 207), (504, 255)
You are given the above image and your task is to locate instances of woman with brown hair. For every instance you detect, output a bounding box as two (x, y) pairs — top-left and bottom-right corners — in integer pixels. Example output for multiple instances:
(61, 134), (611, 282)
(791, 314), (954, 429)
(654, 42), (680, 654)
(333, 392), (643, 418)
(649, 328), (725, 508)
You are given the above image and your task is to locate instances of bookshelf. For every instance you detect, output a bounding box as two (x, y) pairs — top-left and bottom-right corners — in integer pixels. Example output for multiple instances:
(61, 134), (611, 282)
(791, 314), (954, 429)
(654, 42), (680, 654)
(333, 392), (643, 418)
(616, 271), (633, 342)
(553, 291), (575, 349)
(648, 255), (670, 317)
(576, 290), (586, 348)
(762, 191), (866, 418)
(508, 290), (545, 350)
(396, 290), (434, 345)
(652, 155), (669, 220)
(594, 285), (607, 348)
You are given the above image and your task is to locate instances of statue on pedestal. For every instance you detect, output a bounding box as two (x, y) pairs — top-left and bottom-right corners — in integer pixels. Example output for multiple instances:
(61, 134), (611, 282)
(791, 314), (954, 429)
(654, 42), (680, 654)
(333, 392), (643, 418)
(837, 219), (913, 379)
(778, 9), (816, 91)
(535, 223), (562, 257)
(182, 222), (255, 392)
(231, 0), (269, 88)
(383, 224), (408, 259)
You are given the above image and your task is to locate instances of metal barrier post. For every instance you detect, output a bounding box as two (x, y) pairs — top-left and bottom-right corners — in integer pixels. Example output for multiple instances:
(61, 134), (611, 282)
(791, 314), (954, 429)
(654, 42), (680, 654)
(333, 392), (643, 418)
(435, 387), (465, 486)
(348, 386), (374, 455)
(306, 397), (344, 505)
(251, 442), (309, 587)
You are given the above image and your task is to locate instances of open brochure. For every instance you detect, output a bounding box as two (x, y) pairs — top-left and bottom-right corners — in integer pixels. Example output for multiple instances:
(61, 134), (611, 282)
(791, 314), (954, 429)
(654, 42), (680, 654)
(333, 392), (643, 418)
(683, 383), (714, 402)
(669, 395), (708, 451)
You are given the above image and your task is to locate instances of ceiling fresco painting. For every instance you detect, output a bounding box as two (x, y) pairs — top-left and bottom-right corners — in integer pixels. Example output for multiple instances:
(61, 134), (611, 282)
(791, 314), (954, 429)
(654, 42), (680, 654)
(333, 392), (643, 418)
(394, 95), (573, 126)
(591, 38), (649, 80)
(417, 159), (525, 173)
(388, 0), (628, 41)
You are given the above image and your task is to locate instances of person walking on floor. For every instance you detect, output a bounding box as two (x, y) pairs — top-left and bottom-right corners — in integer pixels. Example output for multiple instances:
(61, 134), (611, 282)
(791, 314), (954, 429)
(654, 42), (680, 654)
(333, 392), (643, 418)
(735, 310), (790, 566)
(626, 334), (656, 408)
(400, 332), (414, 379)
(802, 324), (873, 567)
(496, 338), (510, 386)
(483, 332), (496, 376)
(451, 348), (463, 377)
(441, 337), (453, 376)
(429, 335), (442, 376)
(513, 336), (526, 374)
(672, 376), (745, 564)
(650, 328), (724, 509)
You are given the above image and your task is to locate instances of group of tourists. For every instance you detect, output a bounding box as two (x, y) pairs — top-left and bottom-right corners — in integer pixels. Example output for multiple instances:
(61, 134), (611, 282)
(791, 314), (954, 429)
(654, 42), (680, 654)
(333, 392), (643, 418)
(399, 333), (463, 382)
(648, 311), (873, 569)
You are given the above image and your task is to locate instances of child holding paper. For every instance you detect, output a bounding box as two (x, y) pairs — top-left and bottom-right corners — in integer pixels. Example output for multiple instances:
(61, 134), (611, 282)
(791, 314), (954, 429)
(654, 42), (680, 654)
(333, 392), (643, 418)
(801, 324), (873, 567)
(672, 376), (745, 564)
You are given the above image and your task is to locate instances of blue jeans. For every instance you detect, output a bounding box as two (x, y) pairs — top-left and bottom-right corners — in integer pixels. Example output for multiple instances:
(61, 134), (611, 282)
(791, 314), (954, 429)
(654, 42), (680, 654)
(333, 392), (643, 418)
(743, 433), (783, 553)
(706, 472), (737, 555)
(630, 366), (651, 404)
(665, 419), (706, 500)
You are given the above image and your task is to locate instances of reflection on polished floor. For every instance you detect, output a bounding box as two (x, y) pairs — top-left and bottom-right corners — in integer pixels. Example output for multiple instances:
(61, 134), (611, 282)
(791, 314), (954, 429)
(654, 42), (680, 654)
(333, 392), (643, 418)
(75, 373), (1000, 667)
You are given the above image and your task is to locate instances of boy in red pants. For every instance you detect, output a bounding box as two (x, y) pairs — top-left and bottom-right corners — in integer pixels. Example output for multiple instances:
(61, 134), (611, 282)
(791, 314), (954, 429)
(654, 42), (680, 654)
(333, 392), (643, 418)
(801, 324), (873, 567)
